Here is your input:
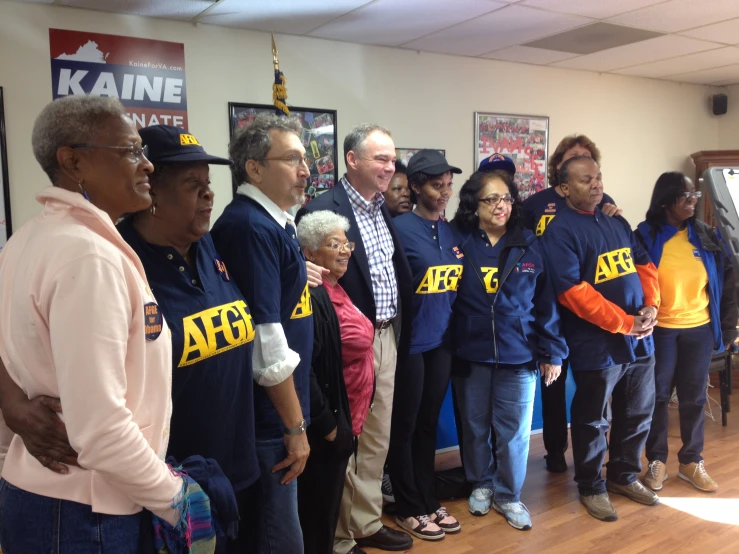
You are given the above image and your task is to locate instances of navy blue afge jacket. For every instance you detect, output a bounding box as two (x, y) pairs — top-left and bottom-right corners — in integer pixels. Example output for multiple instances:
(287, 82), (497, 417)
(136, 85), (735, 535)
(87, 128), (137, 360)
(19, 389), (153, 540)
(452, 226), (568, 367)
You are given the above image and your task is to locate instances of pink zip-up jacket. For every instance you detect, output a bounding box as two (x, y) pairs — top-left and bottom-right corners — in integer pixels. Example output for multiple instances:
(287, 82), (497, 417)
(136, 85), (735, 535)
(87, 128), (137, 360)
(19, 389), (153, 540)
(0, 187), (182, 524)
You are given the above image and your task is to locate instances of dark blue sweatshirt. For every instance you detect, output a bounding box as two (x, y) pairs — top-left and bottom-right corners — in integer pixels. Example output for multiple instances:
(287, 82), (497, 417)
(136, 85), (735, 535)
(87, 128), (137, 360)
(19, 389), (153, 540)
(540, 207), (656, 371)
(394, 212), (463, 354)
(452, 226), (567, 367)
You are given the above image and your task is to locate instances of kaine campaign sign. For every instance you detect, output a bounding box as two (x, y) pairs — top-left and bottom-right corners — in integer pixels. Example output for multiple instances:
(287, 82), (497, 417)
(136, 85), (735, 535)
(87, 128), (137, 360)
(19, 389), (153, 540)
(49, 29), (188, 129)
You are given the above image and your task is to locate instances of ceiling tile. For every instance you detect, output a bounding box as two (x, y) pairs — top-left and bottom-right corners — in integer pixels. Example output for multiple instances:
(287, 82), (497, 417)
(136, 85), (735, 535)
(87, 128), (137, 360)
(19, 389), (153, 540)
(402, 4), (591, 57)
(607, 0), (739, 33)
(520, 0), (664, 19)
(201, 0), (373, 35)
(668, 63), (739, 84)
(552, 34), (720, 71)
(483, 44), (578, 64)
(710, 76), (739, 86)
(309, 0), (506, 46)
(614, 46), (739, 77)
(679, 17), (739, 45)
(523, 22), (662, 55)
(59, 0), (215, 20)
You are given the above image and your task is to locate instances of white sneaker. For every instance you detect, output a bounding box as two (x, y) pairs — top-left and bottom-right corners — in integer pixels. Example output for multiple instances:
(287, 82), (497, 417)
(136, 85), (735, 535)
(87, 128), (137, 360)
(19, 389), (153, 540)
(468, 487), (493, 516)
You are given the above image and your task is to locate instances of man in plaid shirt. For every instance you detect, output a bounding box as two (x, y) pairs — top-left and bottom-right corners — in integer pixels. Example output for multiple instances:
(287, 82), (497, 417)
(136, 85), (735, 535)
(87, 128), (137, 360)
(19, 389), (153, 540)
(298, 124), (413, 554)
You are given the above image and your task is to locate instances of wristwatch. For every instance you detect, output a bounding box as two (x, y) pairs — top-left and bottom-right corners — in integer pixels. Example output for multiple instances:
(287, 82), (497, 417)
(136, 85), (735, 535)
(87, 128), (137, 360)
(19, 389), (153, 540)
(284, 419), (307, 436)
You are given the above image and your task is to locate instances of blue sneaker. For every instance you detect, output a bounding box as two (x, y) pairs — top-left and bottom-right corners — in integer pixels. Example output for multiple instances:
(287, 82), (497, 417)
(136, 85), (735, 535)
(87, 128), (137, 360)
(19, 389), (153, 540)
(468, 487), (493, 516)
(493, 501), (532, 530)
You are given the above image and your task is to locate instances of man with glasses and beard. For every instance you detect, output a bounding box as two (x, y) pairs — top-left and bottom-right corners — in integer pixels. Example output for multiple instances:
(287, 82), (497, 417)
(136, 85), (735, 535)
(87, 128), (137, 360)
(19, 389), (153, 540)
(211, 114), (313, 553)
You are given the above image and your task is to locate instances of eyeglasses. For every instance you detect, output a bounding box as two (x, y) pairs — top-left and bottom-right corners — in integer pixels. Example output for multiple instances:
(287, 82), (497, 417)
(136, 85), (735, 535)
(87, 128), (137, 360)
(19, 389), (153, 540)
(70, 143), (149, 163)
(681, 191), (702, 200)
(479, 194), (513, 206)
(261, 153), (310, 167)
(323, 240), (356, 252)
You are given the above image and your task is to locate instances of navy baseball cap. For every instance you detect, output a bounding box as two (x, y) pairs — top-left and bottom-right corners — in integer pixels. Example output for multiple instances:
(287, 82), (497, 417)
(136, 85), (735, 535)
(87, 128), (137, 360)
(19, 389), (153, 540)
(478, 153), (516, 175)
(407, 149), (462, 177)
(139, 125), (231, 165)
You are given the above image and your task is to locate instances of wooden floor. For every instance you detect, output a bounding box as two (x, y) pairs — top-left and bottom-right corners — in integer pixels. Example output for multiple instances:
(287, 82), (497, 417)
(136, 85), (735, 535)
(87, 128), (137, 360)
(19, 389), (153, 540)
(371, 401), (739, 554)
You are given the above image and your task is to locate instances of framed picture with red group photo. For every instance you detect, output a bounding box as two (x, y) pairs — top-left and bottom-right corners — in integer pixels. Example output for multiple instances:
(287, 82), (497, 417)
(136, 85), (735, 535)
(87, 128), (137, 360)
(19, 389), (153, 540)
(474, 112), (548, 201)
(228, 102), (338, 205)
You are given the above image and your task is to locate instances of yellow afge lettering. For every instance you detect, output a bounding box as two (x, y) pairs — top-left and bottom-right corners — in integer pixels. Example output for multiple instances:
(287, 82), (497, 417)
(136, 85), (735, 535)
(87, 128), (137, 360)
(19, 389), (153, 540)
(535, 215), (555, 237)
(594, 248), (636, 284)
(179, 134), (201, 146)
(291, 284), (313, 319)
(481, 267), (499, 293)
(178, 300), (255, 367)
(416, 265), (464, 294)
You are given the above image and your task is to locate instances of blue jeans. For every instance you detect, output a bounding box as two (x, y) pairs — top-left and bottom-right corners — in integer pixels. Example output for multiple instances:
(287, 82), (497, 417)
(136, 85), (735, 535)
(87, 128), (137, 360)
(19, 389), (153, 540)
(240, 437), (303, 554)
(571, 355), (655, 496)
(452, 364), (537, 504)
(646, 325), (715, 465)
(0, 478), (141, 553)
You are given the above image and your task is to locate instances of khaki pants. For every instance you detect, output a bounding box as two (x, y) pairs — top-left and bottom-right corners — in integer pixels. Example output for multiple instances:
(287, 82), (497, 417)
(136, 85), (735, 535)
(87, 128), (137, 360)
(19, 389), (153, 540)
(334, 327), (397, 554)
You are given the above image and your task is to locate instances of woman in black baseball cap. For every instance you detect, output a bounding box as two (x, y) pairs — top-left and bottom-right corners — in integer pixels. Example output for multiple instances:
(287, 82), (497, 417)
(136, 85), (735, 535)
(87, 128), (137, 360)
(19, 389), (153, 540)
(116, 125), (259, 553)
(387, 149), (465, 540)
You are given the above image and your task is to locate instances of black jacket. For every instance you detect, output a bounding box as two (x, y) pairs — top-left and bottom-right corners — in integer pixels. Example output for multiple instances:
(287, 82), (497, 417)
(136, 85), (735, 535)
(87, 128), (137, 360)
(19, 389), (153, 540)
(297, 181), (414, 363)
(307, 285), (353, 457)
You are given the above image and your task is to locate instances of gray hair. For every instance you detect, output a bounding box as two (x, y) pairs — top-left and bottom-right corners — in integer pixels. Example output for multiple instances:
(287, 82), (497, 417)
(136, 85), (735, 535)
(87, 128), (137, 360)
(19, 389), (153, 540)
(297, 210), (351, 251)
(32, 95), (128, 183)
(343, 123), (391, 162)
(229, 113), (303, 185)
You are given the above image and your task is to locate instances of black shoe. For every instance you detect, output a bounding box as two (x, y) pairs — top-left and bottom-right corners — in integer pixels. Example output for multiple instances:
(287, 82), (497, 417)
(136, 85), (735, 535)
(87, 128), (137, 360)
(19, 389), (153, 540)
(356, 525), (413, 551)
(349, 546), (367, 554)
(545, 452), (567, 473)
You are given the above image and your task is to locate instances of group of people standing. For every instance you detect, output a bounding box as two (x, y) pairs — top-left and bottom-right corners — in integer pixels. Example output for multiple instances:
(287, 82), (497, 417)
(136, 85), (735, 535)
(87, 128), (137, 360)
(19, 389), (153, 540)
(0, 93), (734, 554)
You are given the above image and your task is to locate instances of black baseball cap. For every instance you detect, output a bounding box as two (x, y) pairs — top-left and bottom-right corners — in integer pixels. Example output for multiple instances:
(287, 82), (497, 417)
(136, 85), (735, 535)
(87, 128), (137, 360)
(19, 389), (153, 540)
(406, 149), (462, 177)
(478, 153), (516, 175)
(138, 125), (231, 165)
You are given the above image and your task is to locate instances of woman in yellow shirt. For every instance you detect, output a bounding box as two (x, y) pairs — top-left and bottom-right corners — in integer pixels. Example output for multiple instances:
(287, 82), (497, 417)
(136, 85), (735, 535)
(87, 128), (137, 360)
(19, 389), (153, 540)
(635, 172), (737, 493)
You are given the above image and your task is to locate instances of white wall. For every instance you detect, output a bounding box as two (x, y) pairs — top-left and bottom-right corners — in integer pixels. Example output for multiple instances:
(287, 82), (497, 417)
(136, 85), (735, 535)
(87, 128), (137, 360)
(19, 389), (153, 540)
(718, 85), (739, 149)
(0, 0), (721, 230)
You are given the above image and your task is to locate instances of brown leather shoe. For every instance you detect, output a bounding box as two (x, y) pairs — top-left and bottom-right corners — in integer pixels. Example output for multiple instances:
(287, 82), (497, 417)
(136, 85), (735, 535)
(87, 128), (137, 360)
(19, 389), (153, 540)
(643, 460), (668, 491)
(355, 525), (413, 551)
(580, 493), (618, 522)
(606, 479), (659, 505)
(678, 461), (718, 492)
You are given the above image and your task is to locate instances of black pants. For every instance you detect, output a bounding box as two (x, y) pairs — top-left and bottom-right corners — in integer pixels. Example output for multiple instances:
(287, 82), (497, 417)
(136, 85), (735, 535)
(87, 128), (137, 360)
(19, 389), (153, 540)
(388, 346), (453, 517)
(646, 324), (715, 465)
(297, 432), (352, 554)
(571, 356), (655, 496)
(540, 358), (570, 455)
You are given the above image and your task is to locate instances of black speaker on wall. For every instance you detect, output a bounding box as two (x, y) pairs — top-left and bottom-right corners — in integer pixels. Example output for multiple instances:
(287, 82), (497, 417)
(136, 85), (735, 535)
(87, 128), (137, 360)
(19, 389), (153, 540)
(712, 93), (728, 116)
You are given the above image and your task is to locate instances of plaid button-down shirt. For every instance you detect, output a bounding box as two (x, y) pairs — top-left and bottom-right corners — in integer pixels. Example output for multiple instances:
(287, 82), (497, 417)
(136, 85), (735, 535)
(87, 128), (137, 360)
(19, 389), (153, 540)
(342, 177), (398, 321)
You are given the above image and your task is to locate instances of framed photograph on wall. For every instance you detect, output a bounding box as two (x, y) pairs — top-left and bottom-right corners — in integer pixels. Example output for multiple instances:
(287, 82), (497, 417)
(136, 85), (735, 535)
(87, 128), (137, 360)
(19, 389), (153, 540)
(0, 87), (12, 251)
(228, 102), (338, 205)
(396, 148), (445, 168)
(474, 112), (548, 200)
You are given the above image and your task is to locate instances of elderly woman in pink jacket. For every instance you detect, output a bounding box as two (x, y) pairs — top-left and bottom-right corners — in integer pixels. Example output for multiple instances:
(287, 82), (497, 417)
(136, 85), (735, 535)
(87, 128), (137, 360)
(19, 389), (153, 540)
(0, 95), (210, 553)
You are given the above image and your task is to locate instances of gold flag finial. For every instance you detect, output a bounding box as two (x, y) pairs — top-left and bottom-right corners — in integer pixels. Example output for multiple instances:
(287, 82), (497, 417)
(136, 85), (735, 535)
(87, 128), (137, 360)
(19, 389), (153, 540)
(271, 33), (279, 72)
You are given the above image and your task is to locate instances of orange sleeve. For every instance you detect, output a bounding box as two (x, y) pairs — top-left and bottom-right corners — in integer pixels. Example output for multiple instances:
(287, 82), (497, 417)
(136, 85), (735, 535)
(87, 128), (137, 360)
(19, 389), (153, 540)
(558, 282), (634, 335)
(636, 262), (660, 309)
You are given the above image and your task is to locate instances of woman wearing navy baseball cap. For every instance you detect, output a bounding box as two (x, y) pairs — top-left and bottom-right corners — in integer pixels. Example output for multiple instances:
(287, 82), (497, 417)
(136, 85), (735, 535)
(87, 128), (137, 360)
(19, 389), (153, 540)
(387, 149), (464, 541)
(117, 125), (259, 553)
